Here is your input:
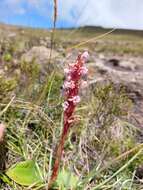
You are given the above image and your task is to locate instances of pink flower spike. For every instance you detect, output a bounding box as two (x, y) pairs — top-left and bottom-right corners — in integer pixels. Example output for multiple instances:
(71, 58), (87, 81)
(49, 52), (89, 187)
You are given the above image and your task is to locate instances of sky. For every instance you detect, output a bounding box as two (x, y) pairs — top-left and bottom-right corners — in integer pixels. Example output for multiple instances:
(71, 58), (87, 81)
(0, 0), (143, 30)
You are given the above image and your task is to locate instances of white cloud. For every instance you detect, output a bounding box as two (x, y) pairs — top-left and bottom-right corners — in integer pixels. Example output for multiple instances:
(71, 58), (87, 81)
(58, 0), (143, 30)
(0, 0), (143, 30)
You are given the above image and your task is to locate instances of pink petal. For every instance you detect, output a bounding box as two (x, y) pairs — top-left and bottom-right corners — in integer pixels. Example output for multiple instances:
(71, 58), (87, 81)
(0, 123), (5, 142)
(81, 51), (89, 62)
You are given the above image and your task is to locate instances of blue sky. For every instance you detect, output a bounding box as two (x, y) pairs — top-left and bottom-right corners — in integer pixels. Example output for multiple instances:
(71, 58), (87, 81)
(0, 0), (143, 30)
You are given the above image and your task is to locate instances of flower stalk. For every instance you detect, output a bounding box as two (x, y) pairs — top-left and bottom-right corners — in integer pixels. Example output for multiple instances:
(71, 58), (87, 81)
(0, 123), (7, 171)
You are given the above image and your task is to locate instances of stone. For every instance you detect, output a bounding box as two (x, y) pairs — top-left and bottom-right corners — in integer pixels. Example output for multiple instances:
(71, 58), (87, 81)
(21, 46), (59, 65)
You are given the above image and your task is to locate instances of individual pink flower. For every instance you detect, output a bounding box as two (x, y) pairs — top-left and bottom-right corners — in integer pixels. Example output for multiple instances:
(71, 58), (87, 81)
(62, 101), (69, 111)
(66, 75), (71, 81)
(64, 68), (70, 75)
(68, 95), (81, 105)
(81, 51), (89, 61)
(0, 123), (5, 142)
(81, 81), (88, 88)
(80, 66), (88, 75)
(63, 81), (75, 89)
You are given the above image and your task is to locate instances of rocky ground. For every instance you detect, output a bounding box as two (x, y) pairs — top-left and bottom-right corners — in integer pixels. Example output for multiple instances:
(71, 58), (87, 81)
(88, 53), (143, 128)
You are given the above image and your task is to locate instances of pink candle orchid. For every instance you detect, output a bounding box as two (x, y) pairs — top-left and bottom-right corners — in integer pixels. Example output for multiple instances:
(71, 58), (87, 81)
(48, 51), (89, 188)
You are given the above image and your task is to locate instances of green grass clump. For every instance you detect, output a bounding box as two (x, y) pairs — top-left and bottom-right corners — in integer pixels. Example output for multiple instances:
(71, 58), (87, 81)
(3, 53), (12, 62)
(86, 83), (134, 158)
(0, 76), (17, 101)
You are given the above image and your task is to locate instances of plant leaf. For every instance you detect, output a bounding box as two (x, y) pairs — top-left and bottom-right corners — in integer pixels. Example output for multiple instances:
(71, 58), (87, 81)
(6, 160), (43, 186)
(55, 169), (79, 189)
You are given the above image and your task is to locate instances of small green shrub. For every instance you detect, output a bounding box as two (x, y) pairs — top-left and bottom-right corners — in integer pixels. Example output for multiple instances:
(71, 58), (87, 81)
(20, 58), (40, 80)
(0, 76), (17, 100)
(20, 59), (41, 98)
(75, 82), (134, 171)
(3, 53), (12, 62)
